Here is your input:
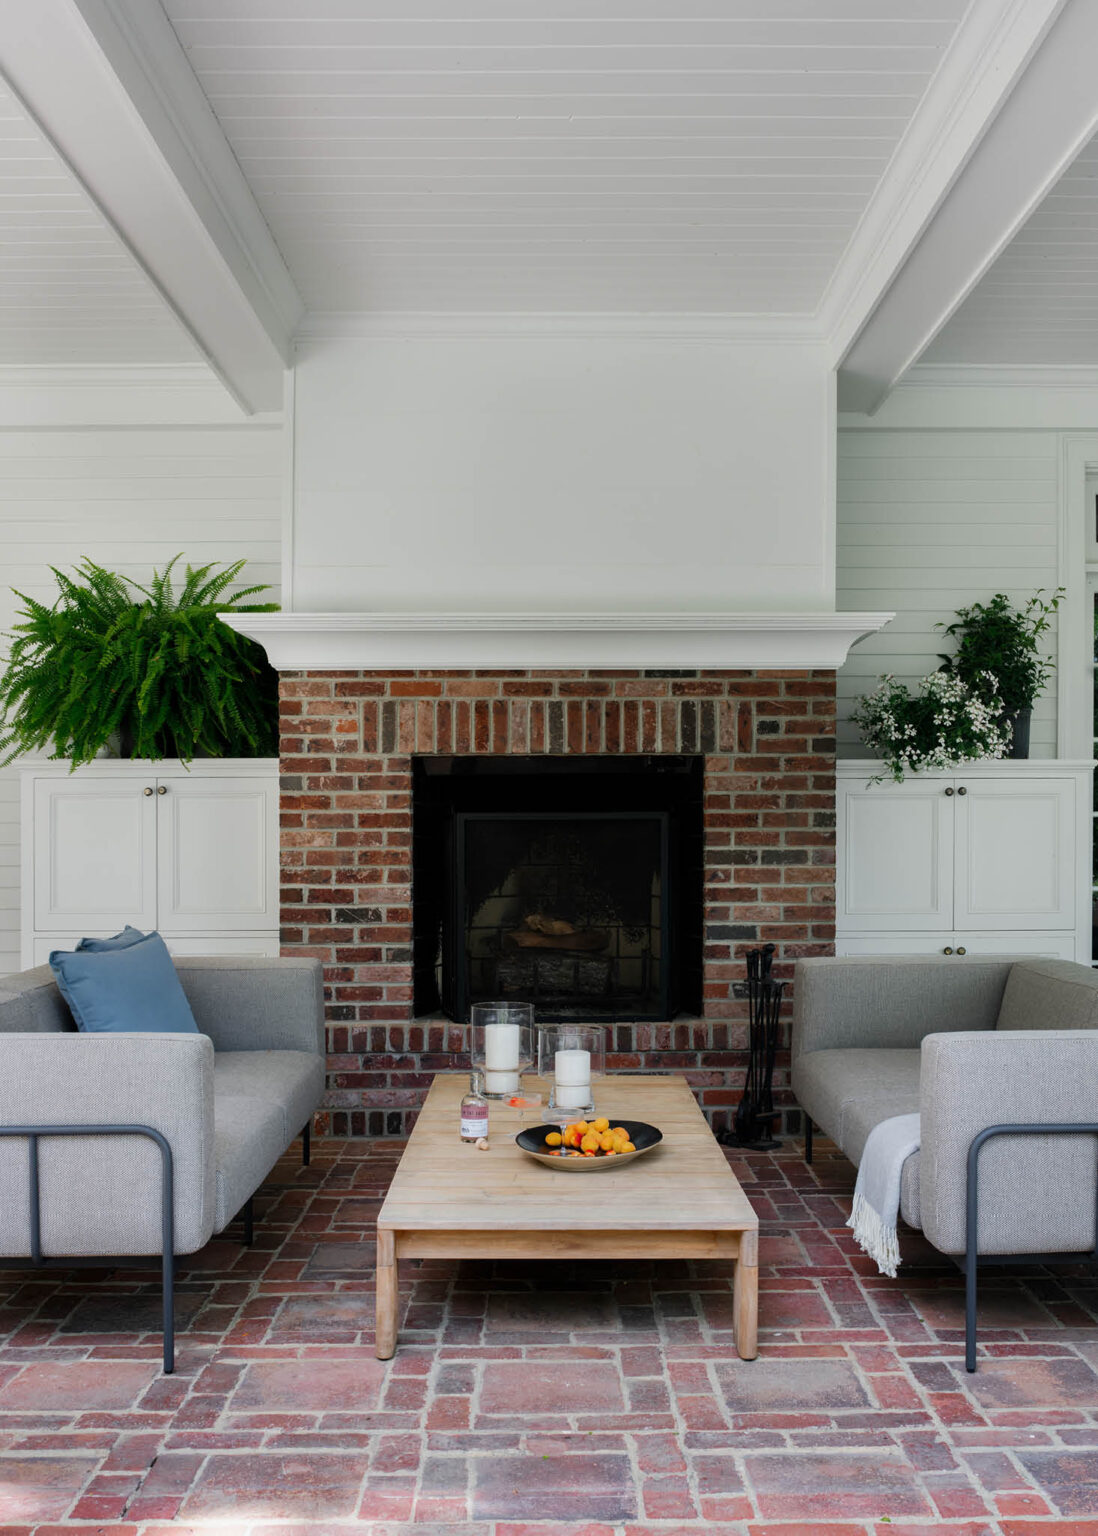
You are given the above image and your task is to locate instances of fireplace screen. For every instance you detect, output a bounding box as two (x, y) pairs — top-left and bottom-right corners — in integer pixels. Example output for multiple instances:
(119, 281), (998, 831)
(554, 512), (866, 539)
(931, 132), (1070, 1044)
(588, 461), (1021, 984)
(412, 756), (703, 1025)
(457, 812), (668, 1021)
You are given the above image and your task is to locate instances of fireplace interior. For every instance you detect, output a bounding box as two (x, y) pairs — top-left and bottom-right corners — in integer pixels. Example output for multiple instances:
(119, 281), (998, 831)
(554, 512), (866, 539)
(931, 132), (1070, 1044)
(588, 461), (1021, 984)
(412, 756), (704, 1023)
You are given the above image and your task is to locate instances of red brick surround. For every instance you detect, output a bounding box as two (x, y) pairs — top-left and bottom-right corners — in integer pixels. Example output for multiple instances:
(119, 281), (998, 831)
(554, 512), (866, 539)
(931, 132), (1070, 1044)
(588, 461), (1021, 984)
(279, 669), (836, 1137)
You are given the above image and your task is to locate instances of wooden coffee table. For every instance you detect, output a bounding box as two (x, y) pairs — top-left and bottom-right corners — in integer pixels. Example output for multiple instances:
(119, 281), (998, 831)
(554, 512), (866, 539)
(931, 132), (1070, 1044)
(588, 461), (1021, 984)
(375, 1073), (758, 1360)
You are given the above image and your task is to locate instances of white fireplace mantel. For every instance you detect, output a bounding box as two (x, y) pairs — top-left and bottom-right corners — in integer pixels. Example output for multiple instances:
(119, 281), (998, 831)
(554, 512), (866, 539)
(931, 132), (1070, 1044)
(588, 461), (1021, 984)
(221, 611), (894, 671)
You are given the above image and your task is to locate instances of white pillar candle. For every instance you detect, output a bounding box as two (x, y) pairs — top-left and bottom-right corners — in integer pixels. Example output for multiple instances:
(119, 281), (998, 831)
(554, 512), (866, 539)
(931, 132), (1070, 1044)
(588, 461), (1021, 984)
(484, 1022), (521, 1095)
(554, 1048), (591, 1086)
(554, 1048), (591, 1109)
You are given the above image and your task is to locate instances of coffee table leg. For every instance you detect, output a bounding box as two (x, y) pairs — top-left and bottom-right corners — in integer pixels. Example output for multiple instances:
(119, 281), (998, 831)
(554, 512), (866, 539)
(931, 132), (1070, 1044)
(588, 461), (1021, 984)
(733, 1230), (758, 1361)
(375, 1228), (398, 1360)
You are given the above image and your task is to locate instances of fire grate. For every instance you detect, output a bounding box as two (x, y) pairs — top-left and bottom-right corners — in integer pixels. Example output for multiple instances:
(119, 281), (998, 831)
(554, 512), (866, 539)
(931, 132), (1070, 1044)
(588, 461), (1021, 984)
(456, 811), (669, 1022)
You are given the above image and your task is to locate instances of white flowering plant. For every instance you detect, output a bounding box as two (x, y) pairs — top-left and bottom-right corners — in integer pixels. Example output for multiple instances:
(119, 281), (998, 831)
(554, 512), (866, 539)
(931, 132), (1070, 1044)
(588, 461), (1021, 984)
(850, 670), (1011, 783)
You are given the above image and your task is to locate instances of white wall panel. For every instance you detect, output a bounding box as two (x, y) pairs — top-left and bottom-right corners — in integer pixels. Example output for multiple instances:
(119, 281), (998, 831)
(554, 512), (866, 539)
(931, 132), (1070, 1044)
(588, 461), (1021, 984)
(292, 333), (836, 612)
(0, 420), (284, 977)
(837, 427), (1060, 760)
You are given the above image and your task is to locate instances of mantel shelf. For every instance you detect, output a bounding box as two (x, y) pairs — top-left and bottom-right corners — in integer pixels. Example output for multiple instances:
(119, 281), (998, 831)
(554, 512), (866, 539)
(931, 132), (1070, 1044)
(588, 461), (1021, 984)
(220, 611), (894, 672)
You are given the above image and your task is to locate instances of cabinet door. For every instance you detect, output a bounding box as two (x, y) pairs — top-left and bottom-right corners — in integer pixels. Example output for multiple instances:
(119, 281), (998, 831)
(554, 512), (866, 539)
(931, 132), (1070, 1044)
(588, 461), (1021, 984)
(837, 777), (954, 931)
(156, 775), (277, 932)
(835, 933), (957, 957)
(32, 776), (157, 931)
(954, 777), (1075, 931)
(31, 931), (281, 966)
(951, 930), (1078, 961)
(160, 934), (281, 957)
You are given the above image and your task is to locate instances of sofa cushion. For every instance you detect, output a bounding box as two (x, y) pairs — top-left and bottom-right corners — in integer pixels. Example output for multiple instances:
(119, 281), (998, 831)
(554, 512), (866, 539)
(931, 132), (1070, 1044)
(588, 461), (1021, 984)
(214, 1051), (323, 1146)
(793, 1048), (921, 1163)
(997, 959), (1098, 1032)
(0, 967), (76, 1033)
(49, 933), (199, 1036)
(212, 1091), (288, 1232)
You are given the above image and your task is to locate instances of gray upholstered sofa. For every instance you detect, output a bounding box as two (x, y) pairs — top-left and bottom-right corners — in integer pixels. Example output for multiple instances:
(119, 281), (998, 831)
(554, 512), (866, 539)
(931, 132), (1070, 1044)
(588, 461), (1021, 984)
(792, 956), (1098, 1368)
(0, 956), (326, 1371)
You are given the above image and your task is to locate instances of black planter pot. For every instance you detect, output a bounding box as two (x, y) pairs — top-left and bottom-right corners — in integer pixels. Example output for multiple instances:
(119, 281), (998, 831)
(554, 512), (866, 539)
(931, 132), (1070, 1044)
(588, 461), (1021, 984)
(1006, 707), (1032, 759)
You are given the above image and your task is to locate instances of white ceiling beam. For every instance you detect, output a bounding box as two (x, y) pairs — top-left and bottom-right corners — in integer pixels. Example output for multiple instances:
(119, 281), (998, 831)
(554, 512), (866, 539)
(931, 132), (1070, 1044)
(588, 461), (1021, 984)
(0, 0), (303, 413)
(834, 0), (1098, 413)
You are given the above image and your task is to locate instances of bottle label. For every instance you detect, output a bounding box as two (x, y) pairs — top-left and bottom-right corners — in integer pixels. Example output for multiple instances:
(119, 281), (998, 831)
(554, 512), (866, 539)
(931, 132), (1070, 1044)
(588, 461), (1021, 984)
(461, 1111), (488, 1139)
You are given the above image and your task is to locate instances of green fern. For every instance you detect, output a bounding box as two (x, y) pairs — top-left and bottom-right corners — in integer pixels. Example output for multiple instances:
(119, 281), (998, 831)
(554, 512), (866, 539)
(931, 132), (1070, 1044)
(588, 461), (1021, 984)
(0, 556), (280, 768)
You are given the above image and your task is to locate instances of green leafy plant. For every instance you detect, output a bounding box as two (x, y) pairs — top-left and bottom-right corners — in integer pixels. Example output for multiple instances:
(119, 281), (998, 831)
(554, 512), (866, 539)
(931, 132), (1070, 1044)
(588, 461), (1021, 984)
(0, 556), (279, 767)
(850, 671), (1011, 783)
(936, 588), (1064, 715)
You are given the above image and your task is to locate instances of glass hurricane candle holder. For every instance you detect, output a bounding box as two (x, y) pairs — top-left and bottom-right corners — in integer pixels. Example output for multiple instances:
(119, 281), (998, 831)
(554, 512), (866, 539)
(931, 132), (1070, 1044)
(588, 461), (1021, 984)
(470, 1001), (535, 1099)
(538, 1023), (606, 1119)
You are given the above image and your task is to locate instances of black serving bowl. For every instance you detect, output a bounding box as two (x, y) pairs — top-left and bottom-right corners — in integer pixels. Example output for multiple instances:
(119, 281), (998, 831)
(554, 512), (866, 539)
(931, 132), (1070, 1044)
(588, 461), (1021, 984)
(516, 1119), (663, 1171)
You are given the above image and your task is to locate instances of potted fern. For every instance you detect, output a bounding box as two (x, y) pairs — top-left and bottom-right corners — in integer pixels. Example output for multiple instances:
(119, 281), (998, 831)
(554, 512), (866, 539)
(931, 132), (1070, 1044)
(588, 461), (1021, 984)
(0, 557), (279, 767)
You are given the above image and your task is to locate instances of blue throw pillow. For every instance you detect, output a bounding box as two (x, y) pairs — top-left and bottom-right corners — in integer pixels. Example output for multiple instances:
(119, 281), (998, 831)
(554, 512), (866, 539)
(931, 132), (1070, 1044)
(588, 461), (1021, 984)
(49, 932), (199, 1035)
(77, 925), (148, 953)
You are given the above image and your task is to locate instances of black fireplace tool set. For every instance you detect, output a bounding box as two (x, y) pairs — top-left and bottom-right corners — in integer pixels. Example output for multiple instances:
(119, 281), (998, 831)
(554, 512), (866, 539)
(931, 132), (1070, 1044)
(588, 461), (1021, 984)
(717, 942), (786, 1150)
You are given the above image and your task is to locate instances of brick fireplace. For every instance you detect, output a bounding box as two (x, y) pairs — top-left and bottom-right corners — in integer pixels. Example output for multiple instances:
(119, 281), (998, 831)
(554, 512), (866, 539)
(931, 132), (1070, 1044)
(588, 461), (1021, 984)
(278, 667), (836, 1137)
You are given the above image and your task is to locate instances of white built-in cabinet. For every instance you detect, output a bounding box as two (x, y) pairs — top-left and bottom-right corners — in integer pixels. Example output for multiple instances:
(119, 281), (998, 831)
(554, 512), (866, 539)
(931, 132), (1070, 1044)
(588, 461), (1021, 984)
(21, 759), (280, 969)
(836, 761), (1093, 963)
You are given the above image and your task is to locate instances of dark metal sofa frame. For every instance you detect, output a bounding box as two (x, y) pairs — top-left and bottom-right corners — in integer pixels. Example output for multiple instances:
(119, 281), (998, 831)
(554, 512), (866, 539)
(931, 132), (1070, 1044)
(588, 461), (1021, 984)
(0, 1118), (312, 1373)
(805, 1116), (1098, 1372)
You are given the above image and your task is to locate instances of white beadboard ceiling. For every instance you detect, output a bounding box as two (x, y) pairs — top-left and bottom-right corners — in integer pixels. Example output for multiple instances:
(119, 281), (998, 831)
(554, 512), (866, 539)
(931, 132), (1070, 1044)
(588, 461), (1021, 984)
(160, 0), (970, 315)
(0, 77), (199, 366)
(926, 130), (1098, 366)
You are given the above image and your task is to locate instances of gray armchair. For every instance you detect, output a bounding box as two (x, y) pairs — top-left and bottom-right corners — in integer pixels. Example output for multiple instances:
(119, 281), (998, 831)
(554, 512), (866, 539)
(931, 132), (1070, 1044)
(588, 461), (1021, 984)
(0, 956), (326, 1371)
(792, 956), (1098, 1370)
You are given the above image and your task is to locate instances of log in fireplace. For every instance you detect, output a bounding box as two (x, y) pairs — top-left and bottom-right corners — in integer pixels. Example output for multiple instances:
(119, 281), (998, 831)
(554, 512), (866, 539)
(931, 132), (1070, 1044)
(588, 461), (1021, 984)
(412, 756), (704, 1023)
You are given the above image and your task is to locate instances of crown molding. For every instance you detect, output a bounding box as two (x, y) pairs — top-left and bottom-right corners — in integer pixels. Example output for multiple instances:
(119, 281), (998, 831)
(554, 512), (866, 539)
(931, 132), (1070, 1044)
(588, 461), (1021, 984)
(294, 311), (825, 346)
(221, 611), (894, 672)
(902, 363), (1098, 390)
(0, 364), (218, 388)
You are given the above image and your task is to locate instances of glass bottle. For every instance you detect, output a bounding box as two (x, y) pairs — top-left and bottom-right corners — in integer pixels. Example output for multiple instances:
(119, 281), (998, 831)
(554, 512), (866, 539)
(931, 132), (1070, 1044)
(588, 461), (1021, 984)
(460, 1070), (489, 1144)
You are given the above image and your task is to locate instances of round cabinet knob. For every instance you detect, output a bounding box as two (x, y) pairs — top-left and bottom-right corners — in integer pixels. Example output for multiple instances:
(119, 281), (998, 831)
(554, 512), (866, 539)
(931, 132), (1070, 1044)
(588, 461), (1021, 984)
(157, 785), (167, 795)
(143, 786), (153, 796)
(956, 946), (967, 955)
(957, 785), (967, 796)
(944, 787), (955, 797)
(943, 946), (954, 955)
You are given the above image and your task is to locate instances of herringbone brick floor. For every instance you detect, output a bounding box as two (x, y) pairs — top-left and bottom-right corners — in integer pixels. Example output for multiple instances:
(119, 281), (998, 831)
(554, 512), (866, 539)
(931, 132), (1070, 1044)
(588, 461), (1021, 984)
(3, 1134), (1098, 1535)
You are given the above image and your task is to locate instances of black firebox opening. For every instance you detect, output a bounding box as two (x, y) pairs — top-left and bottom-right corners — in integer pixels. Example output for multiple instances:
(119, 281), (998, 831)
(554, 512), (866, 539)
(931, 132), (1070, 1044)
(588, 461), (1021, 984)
(412, 756), (704, 1023)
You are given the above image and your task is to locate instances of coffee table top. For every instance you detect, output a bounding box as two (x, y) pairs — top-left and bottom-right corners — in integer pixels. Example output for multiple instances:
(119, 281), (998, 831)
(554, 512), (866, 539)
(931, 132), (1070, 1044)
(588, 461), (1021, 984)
(377, 1073), (757, 1233)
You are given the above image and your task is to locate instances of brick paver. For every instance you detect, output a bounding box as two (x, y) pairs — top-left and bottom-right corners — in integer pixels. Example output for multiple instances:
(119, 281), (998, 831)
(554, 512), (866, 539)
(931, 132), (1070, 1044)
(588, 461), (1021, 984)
(3, 1134), (1098, 1535)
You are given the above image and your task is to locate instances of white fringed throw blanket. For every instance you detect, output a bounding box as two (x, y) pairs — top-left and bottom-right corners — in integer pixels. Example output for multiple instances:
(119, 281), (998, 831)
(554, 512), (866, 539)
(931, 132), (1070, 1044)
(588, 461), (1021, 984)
(846, 1113), (921, 1278)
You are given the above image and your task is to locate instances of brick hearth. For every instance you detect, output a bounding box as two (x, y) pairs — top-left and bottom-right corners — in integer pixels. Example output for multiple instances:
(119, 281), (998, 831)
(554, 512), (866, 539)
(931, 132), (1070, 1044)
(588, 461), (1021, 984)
(278, 669), (837, 1137)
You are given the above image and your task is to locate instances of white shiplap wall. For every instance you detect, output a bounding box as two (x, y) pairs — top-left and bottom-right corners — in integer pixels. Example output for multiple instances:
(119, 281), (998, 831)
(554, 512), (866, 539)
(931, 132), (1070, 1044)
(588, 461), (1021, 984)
(837, 426), (1061, 758)
(0, 419), (284, 977)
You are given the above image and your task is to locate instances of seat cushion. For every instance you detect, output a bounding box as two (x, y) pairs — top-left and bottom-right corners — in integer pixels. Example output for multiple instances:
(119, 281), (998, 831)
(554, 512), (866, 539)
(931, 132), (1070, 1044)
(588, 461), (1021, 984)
(212, 1092), (287, 1232)
(214, 1051), (324, 1146)
(997, 959), (1098, 1031)
(793, 1048), (921, 1164)
(795, 1047), (924, 1231)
